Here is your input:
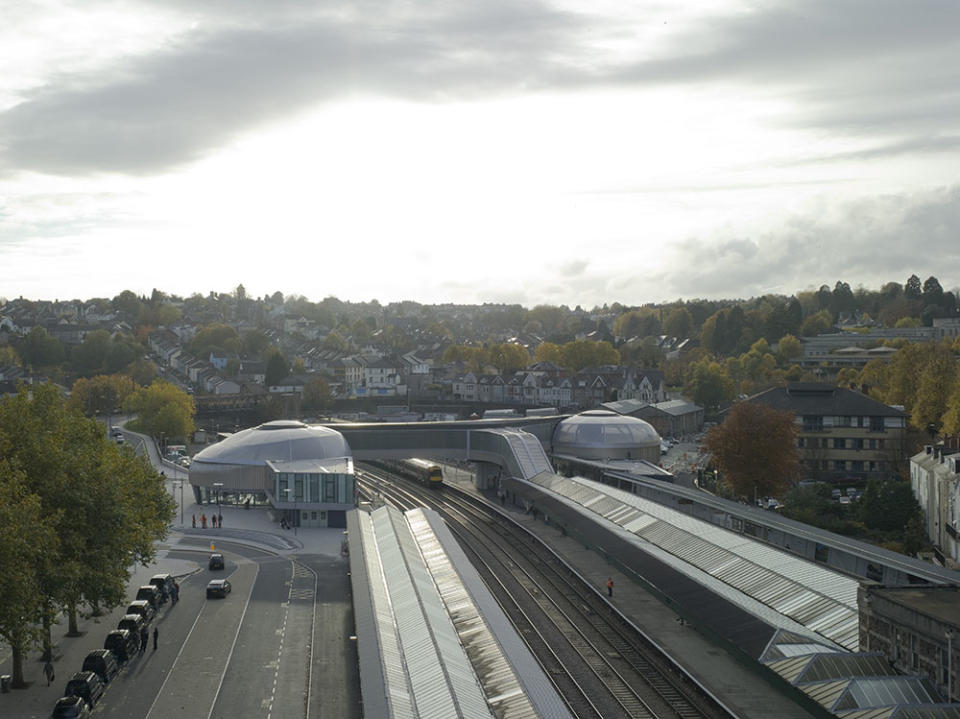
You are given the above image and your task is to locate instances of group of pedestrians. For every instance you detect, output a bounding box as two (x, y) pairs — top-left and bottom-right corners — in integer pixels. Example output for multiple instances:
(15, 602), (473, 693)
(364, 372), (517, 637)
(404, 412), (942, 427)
(191, 512), (224, 528)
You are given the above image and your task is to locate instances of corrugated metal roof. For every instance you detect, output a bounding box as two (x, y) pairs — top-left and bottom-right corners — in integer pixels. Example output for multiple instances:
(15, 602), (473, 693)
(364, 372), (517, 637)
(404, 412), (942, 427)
(354, 506), (569, 718)
(530, 473), (861, 650)
(407, 509), (546, 719)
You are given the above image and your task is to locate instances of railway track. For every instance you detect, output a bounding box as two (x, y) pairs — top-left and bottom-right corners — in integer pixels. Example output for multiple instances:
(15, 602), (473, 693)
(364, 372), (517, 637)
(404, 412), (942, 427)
(357, 466), (732, 719)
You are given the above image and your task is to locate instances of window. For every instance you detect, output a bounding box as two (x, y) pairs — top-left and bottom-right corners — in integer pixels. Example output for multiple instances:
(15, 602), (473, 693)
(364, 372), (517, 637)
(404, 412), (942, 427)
(325, 478), (337, 502)
(833, 438), (847, 450)
(815, 543), (829, 563)
(798, 437), (806, 448)
(870, 416), (885, 432)
(804, 416), (824, 431)
(295, 476), (304, 501)
(838, 416), (852, 427)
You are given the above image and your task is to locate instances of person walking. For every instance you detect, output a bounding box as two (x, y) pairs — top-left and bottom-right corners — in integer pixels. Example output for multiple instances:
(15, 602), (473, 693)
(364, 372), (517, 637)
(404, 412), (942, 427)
(218, 513), (223, 528)
(153, 627), (159, 651)
(606, 577), (614, 597)
(43, 659), (55, 686)
(201, 513), (207, 529)
(192, 514), (196, 528)
(172, 581), (180, 604)
(140, 626), (149, 653)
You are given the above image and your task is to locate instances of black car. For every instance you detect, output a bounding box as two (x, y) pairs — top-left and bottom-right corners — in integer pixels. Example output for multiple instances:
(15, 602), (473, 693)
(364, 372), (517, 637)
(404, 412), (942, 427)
(209, 553), (225, 570)
(135, 584), (161, 610)
(104, 629), (138, 662)
(63, 671), (105, 708)
(126, 599), (156, 624)
(50, 695), (92, 718)
(149, 573), (174, 603)
(206, 579), (232, 598)
(117, 613), (146, 640)
(81, 649), (119, 683)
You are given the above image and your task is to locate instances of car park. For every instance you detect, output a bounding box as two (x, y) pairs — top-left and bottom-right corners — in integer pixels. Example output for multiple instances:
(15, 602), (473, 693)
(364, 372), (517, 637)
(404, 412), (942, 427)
(81, 649), (120, 683)
(135, 584), (161, 610)
(104, 629), (138, 662)
(125, 599), (156, 624)
(63, 671), (105, 708)
(206, 579), (232, 598)
(117, 613), (146, 640)
(50, 694), (92, 718)
(209, 553), (225, 570)
(149, 573), (175, 603)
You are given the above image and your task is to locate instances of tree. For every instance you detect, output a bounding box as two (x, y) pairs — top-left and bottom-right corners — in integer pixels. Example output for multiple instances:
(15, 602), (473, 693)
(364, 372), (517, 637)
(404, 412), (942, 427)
(125, 380), (195, 440)
(303, 377), (334, 412)
(776, 334), (803, 365)
(800, 310), (833, 337)
(189, 323), (239, 357)
(922, 276), (944, 308)
(704, 402), (800, 499)
(0, 460), (57, 687)
(559, 340), (620, 371)
(17, 326), (65, 369)
(67, 374), (137, 416)
(489, 343), (530, 374)
(265, 351), (290, 387)
(858, 479), (921, 532)
(664, 307), (694, 339)
(533, 342), (562, 365)
(0, 383), (174, 668)
(904, 274), (922, 300)
(685, 359), (735, 413)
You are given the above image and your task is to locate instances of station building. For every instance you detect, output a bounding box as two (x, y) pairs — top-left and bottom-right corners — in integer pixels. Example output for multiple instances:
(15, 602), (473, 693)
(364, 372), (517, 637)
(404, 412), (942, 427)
(188, 420), (355, 528)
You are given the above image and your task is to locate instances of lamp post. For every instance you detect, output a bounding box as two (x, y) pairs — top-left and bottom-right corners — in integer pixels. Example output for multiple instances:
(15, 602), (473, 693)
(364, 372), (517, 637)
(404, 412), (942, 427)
(947, 629), (954, 703)
(178, 480), (184, 526)
(213, 482), (223, 526)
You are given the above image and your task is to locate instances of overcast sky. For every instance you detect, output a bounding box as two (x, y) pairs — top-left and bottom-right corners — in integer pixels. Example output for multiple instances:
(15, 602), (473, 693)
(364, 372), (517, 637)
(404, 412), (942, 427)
(2, 0), (959, 308)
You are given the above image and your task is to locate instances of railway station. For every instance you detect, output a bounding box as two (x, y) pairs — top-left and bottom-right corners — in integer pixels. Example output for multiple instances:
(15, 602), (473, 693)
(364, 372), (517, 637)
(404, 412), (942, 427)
(187, 412), (960, 716)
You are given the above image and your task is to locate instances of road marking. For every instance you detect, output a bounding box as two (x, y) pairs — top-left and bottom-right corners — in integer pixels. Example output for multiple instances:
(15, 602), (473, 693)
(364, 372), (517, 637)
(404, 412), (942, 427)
(144, 599), (208, 718)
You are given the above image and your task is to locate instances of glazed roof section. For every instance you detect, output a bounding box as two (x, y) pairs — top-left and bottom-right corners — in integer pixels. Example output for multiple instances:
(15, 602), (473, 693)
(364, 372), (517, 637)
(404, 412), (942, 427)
(529, 473), (860, 650)
(761, 631), (958, 717)
(351, 506), (570, 719)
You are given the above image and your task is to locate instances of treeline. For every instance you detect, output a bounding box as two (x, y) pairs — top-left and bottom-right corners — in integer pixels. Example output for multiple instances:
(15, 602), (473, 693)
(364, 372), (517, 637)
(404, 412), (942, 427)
(0, 384), (175, 686)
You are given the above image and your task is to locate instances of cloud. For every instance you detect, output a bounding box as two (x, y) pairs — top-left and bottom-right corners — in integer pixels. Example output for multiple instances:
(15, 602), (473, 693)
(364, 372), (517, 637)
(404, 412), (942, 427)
(0, 1), (589, 176)
(7, 0), (956, 178)
(651, 184), (960, 300)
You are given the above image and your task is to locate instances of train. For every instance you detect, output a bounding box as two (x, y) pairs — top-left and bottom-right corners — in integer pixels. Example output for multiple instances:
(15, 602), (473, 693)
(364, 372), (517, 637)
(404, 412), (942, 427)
(378, 458), (444, 488)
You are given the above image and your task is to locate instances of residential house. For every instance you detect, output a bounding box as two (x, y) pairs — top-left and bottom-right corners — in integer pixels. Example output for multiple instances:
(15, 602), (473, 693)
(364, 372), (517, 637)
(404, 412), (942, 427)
(910, 445), (960, 568)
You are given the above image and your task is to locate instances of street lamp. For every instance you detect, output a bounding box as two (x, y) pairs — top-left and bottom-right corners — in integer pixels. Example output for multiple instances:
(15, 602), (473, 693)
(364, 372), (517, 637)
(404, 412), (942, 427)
(177, 480), (184, 526)
(947, 629), (954, 703)
(213, 482), (223, 527)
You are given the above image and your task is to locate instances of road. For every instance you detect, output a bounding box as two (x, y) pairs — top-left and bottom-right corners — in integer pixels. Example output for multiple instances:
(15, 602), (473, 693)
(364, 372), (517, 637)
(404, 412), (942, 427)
(90, 541), (329, 719)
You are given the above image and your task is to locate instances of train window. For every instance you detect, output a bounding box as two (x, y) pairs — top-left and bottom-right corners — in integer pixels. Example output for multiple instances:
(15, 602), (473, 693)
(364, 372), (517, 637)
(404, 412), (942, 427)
(866, 562), (883, 582)
(815, 543), (829, 563)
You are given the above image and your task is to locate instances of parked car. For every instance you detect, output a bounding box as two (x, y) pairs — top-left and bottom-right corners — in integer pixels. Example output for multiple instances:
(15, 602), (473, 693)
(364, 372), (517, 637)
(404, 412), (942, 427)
(206, 579), (232, 598)
(63, 671), (105, 708)
(149, 573), (174, 603)
(117, 613), (146, 640)
(209, 553), (225, 570)
(125, 599), (156, 624)
(135, 584), (161, 610)
(104, 629), (138, 662)
(81, 649), (119, 684)
(50, 695), (92, 718)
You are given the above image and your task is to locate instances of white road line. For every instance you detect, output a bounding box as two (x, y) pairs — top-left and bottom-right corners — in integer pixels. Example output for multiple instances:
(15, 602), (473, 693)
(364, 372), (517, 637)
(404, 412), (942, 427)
(205, 561), (260, 719)
(144, 604), (208, 718)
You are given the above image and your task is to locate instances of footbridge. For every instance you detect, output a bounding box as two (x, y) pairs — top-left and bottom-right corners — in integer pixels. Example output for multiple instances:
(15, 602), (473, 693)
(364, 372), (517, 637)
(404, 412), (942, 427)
(324, 417), (559, 484)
